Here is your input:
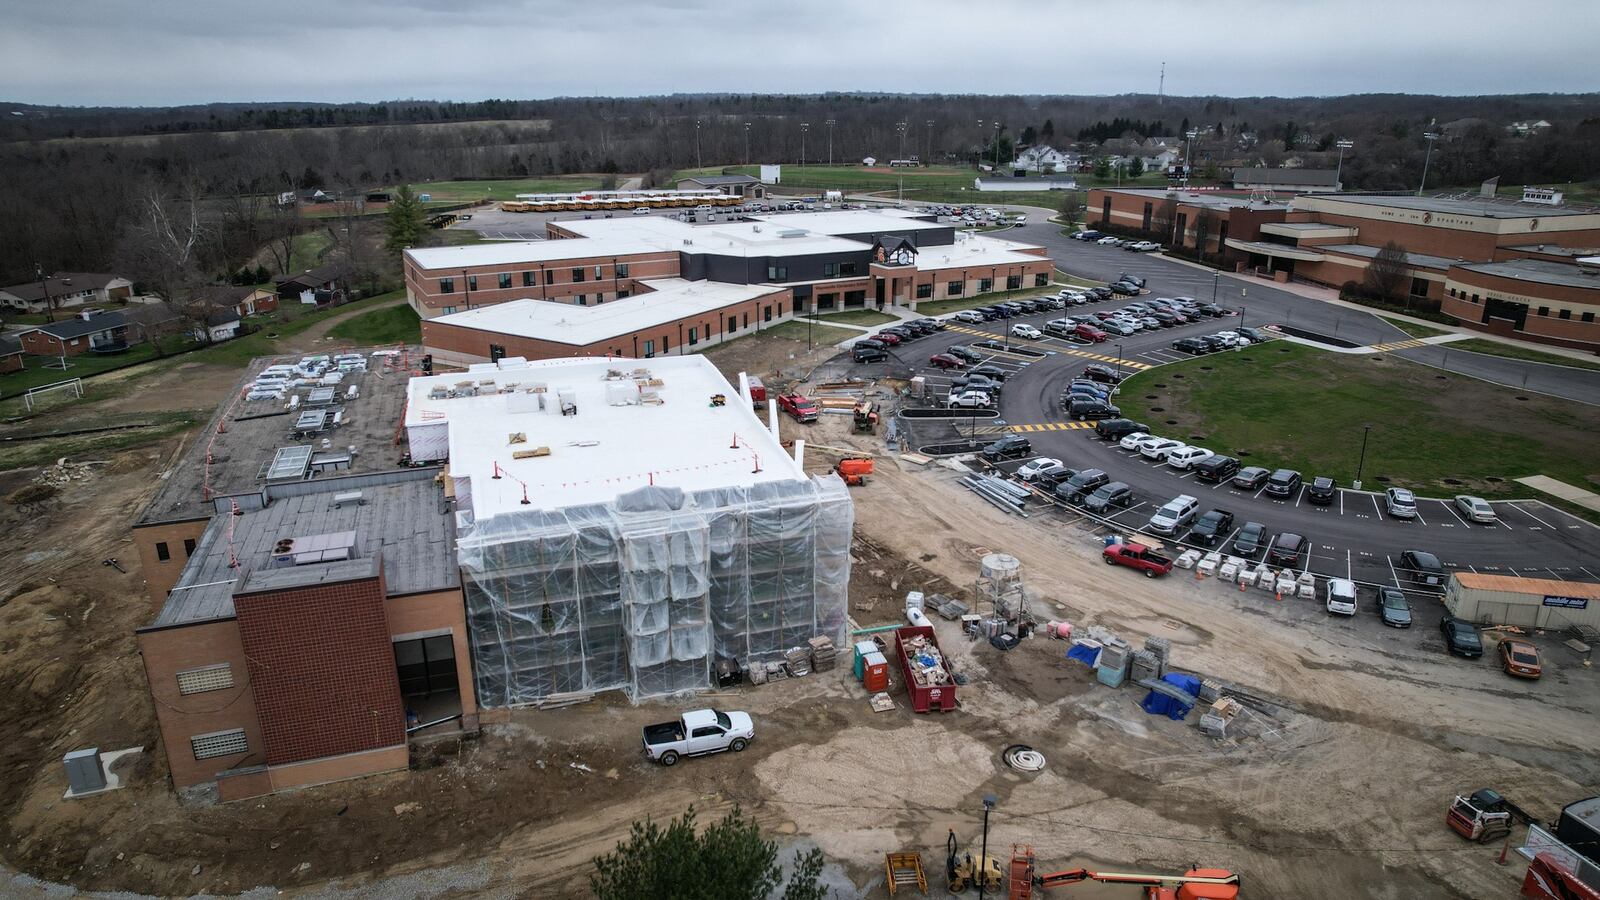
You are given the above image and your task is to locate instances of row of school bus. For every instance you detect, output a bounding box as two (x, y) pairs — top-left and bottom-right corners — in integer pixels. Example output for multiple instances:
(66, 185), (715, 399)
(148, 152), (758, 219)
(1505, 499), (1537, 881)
(498, 193), (742, 213)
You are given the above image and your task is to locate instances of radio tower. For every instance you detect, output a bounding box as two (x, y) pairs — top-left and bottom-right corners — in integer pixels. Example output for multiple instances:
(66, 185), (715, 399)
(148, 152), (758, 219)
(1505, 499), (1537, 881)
(1158, 62), (1165, 106)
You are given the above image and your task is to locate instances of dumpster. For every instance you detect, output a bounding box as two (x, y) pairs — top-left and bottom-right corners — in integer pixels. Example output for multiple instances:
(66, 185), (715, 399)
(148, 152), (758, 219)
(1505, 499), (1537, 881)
(895, 625), (958, 712)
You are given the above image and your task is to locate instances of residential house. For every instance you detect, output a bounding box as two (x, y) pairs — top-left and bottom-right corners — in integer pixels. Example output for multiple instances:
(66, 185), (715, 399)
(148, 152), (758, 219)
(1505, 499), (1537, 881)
(1011, 146), (1076, 174)
(15, 309), (134, 358)
(196, 308), (243, 343)
(276, 262), (352, 306)
(0, 335), (24, 374)
(0, 273), (134, 313)
(1509, 120), (1552, 136)
(195, 285), (278, 319)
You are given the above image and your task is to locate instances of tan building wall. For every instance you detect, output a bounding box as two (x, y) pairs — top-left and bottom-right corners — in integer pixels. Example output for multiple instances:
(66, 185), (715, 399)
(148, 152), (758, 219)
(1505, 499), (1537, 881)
(386, 589), (479, 729)
(1442, 268), (1600, 349)
(137, 619), (267, 789)
(132, 518), (212, 611)
(404, 251), (681, 319)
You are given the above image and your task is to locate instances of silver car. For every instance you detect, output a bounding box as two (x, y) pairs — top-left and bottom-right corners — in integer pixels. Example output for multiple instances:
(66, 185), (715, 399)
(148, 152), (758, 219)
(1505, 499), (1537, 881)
(1455, 494), (1497, 523)
(1385, 487), (1418, 519)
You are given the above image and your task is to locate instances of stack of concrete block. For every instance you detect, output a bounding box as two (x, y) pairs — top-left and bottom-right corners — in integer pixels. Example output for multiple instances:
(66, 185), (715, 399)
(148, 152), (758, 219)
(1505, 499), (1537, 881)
(1296, 572), (1317, 600)
(1274, 571), (1299, 596)
(1175, 549), (1202, 570)
(1237, 566), (1259, 588)
(1197, 678), (1223, 703)
(808, 636), (837, 673)
(1258, 567), (1281, 593)
(1218, 561), (1240, 582)
(1130, 649), (1161, 682)
(785, 647), (812, 677)
(1097, 638), (1132, 687)
(1144, 636), (1172, 675)
(1196, 554), (1219, 577)
(1199, 697), (1245, 738)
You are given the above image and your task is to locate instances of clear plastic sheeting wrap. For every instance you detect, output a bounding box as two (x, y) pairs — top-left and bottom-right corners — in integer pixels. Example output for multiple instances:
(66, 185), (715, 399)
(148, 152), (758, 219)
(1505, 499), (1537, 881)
(457, 474), (852, 706)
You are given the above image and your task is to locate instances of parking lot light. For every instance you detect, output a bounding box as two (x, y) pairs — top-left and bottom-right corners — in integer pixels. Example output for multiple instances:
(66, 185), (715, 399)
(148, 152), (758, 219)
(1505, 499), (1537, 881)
(1211, 271), (1220, 304)
(1354, 424), (1373, 490)
(1115, 342), (1123, 380)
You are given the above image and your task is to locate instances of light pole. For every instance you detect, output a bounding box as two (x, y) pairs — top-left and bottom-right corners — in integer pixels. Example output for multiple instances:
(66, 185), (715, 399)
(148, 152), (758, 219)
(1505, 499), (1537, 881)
(1418, 132), (1439, 196)
(1115, 342), (1123, 380)
(976, 119), (984, 170)
(1211, 271), (1219, 304)
(1183, 128), (1199, 188)
(694, 120), (702, 170)
(1334, 139), (1354, 189)
(801, 122), (809, 167)
(925, 119), (934, 163)
(1354, 424), (1373, 490)
(825, 119), (835, 166)
(978, 794), (998, 900)
(897, 121), (908, 160)
(744, 121), (751, 165)
(993, 122), (1002, 172)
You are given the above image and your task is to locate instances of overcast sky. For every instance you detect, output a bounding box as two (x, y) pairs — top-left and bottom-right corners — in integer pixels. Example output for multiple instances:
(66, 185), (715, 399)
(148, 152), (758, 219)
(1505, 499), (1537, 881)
(3, 0), (1595, 106)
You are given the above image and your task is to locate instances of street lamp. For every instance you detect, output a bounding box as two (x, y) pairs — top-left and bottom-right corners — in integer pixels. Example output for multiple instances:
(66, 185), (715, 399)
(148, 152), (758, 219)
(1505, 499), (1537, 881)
(825, 119), (836, 166)
(1211, 271), (1220, 304)
(694, 120), (702, 170)
(1418, 132), (1439, 196)
(976, 119), (984, 170)
(744, 121), (751, 165)
(897, 121), (908, 160)
(978, 794), (998, 900)
(1115, 342), (1123, 380)
(1354, 424), (1373, 490)
(925, 119), (935, 163)
(1334, 139), (1354, 189)
(801, 122), (810, 167)
(993, 122), (1002, 172)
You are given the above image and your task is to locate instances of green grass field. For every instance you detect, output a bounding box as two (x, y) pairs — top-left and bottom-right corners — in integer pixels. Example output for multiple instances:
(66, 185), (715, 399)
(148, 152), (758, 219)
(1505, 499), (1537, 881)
(1447, 338), (1600, 372)
(811, 309), (895, 326)
(1377, 316), (1450, 339)
(411, 177), (607, 201)
(1115, 342), (1600, 500)
(328, 304), (421, 344)
(757, 321), (861, 346)
(0, 336), (199, 397)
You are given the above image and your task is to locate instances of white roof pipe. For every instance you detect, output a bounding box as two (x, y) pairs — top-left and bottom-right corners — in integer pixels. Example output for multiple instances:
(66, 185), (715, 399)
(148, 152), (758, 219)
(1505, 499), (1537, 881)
(794, 439), (805, 470)
(737, 371), (752, 406)
(767, 398), (779, 442)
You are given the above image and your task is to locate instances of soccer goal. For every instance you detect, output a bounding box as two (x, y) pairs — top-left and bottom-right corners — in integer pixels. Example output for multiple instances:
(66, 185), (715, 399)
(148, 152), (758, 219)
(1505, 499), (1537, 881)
(22, 377), (84, 411)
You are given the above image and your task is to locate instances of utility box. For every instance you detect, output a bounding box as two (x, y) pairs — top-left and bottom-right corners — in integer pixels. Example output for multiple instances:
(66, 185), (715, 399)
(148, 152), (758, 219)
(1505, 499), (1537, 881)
(64, 748), (105, 795)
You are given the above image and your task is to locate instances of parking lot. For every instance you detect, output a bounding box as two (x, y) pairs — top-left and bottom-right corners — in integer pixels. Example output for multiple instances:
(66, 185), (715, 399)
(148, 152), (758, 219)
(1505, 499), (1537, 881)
(844, 282), (1600, 602)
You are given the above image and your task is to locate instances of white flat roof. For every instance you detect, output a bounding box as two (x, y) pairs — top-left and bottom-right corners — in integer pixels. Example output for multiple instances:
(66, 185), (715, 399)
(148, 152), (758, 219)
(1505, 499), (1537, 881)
(405, 237), (656, 270)
(560, 216), (870, 258)
(408, 355), (806, 518)
(428, 278), (779, 346)
(912, 233), (1048, 271)
(750, 210), (948, 235)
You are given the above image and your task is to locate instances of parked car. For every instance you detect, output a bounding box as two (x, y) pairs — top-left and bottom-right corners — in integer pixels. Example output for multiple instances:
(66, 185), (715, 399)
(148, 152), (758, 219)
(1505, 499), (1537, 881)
(1081, 364), (1123, 384)
(1377, 587), (1413, 628)
(1266, 532), (1306, 567)
(982, 434), (1033, 461)
(1059, 467), (1110, 500)
(1232, 521), (1267, 557)
(1189, 509), (1235, 547)
(1455, 494), (1498, 523)
(853, 345), (887, 363)
(1075, 230), (1104, 241)
(929, 353), (964, 369)
(1398, 549), (1446, 587)
(1167, 446), (1214, 470)
(1117, 273), (1146, 288)
(1385, 487), (1418, 519)
(643, 709), (755, 766)
(947, 390), (992, 409)
(1011, 324), (1043, 340)
(1127, 240), (1161, 252)
(1109, 281), (1140, 296)
(1264, 469), (1303, 499)
(1067, 399), (1121, 421)
(1097, 235), (1122, 245)
(952, 374), (1002, 396)
(1063, 383), (1109, 402)
(1498, 639), (1542, 679)
(1119, 431), (1152, 451)
(776, 393), (819, 423)
(1238, 326), (1272, 343)
(1307, 476), (1337, 505)
(1325, 578), (1358, 616)
(1193, 455), (1241, 483)
(1084, 481), (1134, 513)
(874, 331), (902, 346)
(1148, 494), (1200, 536)
(1138, 438), (1186, 461)
(1232, 466), (1271, 491)
(1102, 541), (1174, 578)
(1094, 418), (1148, 441)
(970, 364), (1008, 381)
(954, 310), (984, 324)
(1440, 616), (1484, 658)
(1016, 456), (1065, 482)
(1102, 321), (1136, 337)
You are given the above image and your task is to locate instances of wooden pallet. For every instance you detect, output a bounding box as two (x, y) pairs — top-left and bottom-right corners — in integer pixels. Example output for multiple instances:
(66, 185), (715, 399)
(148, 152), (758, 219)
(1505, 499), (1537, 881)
(885, 851), (927, 895)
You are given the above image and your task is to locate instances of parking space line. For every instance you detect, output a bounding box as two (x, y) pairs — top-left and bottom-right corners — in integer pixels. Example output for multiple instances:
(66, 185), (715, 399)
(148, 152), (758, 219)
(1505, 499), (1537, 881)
(1581, 567), (1598, 580)
(1253, 483), (1268, 499)
(1545, 568), (1566, 580)
(1370, 494), (1383, 518)
(1413, 505), (1428, 526)
(1532, 500), (1600, 530)
(1385, 556), (1403, 589)
(1294, 486), (1305, 508)
(1441, 500), (1471, 526)
(1510, 502), (1555, 528)
(1346, 549), (1352, 581)
(1339, 491), (1344, 516)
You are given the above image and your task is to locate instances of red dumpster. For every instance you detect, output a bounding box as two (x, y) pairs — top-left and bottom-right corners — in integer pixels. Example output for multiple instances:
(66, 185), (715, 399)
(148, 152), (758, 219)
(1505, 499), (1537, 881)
(895, 625), (958, 713)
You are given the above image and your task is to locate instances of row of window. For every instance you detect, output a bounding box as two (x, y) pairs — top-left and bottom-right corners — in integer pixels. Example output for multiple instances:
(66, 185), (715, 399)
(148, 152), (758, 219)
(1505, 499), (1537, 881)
(1448, 287), (1596, 322)
(438, 264), (631, 294)
(821, 262), (859, 278)
(439, 289), (634, 316)
(154, 538), (197, 562)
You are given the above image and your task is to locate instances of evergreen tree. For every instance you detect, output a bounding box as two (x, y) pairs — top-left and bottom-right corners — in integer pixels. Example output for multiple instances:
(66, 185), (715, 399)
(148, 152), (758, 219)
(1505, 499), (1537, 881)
(589, 806), (825, 900)
(384, 184), (427, 254)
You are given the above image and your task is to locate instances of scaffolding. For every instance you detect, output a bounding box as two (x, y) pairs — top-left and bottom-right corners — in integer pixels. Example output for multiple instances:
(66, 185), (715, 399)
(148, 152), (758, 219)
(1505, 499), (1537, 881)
(457, 475), (853, 705)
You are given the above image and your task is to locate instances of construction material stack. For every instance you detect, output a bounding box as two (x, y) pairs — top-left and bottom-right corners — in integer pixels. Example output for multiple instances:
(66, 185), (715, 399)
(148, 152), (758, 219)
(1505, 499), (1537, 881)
(808, 635), (837, 673)
(1145, 636), (1172, 676)
(1130, 649), (1161, 683)
(1199, 697), (1245, 738)
(1097, 637), (1132, 687)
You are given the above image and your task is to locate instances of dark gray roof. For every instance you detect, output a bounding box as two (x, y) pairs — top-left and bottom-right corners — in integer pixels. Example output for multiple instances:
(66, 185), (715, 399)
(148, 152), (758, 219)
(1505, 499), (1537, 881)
(1320, 193), (1597, 219)
(239, 555), (381, 595)
(203, 308), (242, 326)
(20, 311), (127, 340)
(0, 335), (20, 356)
(277, 261), (351, 291)
(1230, 168), (1340, 187)
(0, 272), (123, 303)
(1456, 258), (1600, 290)
(149, 476), (458, 628)
(1100, 188), (1282, 212)
(195, 284), (263, 305)
(1320, 243), (1460, 270)
(1504, 244), (1600, 258)
(683, 175), (759, 186)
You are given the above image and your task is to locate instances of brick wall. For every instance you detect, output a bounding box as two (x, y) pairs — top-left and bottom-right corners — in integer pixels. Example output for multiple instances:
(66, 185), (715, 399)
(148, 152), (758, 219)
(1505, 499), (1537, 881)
(232, 571), (405, 766)
(405, 251), (681, 318)
(137, 619), (265, 788)
(385, 589), (479, 729)
(133, 519), (212, 610)
(0, 353), (21, 374)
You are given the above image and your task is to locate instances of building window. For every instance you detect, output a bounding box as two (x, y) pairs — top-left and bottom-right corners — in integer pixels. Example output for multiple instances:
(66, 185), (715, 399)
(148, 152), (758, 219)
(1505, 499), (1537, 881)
(743, 313), (748, 328)
(442, 306), (457, 315)
(764, 305), (773, 322)
(594, 265), (603, 280)
(766, 265), (788, 281)
(155, 542), (171, 562)
(1471, 294), (1479, 303)
(572, 267), (585, 282)
(439, 278), (455, 294)
(577, 295), (587, 306)
(489, 343), (506, 361)
(916, 283), (933, 299)
(662, 335), (670, 352)
(545, 270), (555, 285)
(727, 316), (737, 334)
(1142, 202), (1153, 231)
(522, 271), (535, 287)
(1538, 306), (1549, 317)
(176, 664), (234, 696)
(689, 327), (699, 345)
(183, 538), (196, 557)
(616, 263), (630, 278)
(595, 294), (605, 304)
(947, 281), (963, 296)
(643, 339), (655, 358)
(190, 729), (248, 761)
(467, 275), (477, 291)
(1034, 273), (1048, 287)
(1583, 312), (1595, 323)
(618, 289), (630, 299)
(1006, 275), (1022, 290)
(1559, 309), (1571, 320)
(978, 278), (993, 293)
(498, 273), (512, 289)
(824, 262), (839, 278)
(840, 262), (858, 276)
(1409, 277), (1429, 298)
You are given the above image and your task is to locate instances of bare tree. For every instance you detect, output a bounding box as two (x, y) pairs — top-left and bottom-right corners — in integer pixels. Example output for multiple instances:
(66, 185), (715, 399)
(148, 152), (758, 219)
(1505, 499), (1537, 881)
(1150, 195), (1178, 241)
(1192, 209), (1218, 260)
(117, 182), (224, 343)
(1364, 240), (1410, 304)
(1057, 192), (1085, 228)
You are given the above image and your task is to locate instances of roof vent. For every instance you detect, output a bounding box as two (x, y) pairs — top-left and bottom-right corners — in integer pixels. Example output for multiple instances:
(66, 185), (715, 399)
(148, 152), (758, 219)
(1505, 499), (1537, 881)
(779, 229), (808, 239)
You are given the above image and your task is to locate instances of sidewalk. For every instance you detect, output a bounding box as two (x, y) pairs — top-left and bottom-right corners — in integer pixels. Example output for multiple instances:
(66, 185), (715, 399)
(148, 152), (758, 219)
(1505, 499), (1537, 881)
(1516, 476), (1600, 515)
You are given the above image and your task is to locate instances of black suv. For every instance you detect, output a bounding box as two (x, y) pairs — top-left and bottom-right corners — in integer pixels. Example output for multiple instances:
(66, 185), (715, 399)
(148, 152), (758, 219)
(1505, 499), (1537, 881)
(1172, 337), (1210, 355)
(1066, 398), (1121, 421)
(1080, 364), (1123, 384)
(1193, 455), (1241, 483)
(1189, 509), (1235, 547)
(1084, 481), (1133, 513)
(946, 345), (983, 363)
(1117, 273), (1147, 288)
(1059, 467), (1109, 499)
(1232, 521), (1267, 557)
(970, 364), (1008, 381)
(1094, 418), (1149, 440)
(1266, 532), (1306, 566)
(853, 346), (887, 363)
(981, 435), (1032, 461)
(1307, 476), (1337, 505)
(1264, 469), (1302, 498)
(1399, 549), (1446, 588)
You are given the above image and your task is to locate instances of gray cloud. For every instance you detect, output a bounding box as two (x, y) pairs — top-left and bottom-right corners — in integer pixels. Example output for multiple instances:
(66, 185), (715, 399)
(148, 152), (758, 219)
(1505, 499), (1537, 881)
(0, 0), (1594, 105)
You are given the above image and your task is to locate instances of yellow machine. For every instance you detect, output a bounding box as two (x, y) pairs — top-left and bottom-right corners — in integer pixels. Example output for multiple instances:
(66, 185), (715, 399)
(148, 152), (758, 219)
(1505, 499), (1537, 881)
(947, 830), (1003, 893)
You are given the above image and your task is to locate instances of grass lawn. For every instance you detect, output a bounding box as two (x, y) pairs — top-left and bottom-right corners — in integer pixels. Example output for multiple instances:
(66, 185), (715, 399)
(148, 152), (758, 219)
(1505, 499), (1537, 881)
(411, 177), (605, 201)
(187, 290), (408, 368)
(1116, 342), (1600, 500)
(913, 281), (1066, 317)
(1378, 316), (1450, 339)
(436, 228), (484, 246)
(328, 304), (420, 344)
(1447, 338), (1600, 373)
(289, 230), (334, 271)
(758, 321), (861, 346)
(0, 336), (200, 397)
(812, 309), (895, 326)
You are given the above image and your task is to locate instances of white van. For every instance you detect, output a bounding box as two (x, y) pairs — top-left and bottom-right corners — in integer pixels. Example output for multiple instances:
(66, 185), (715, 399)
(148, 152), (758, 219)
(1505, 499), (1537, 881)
(1325, 578), (1358, 616)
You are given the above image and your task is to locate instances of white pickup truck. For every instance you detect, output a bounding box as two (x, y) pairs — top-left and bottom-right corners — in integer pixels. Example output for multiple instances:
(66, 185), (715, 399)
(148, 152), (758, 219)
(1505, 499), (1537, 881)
(642, 709), (755, 766)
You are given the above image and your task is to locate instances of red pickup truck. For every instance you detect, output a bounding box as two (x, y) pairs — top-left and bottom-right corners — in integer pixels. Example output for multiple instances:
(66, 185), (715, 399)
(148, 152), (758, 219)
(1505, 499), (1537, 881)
(777, 393), (819, 423)
(1102, 542), (1174, 578)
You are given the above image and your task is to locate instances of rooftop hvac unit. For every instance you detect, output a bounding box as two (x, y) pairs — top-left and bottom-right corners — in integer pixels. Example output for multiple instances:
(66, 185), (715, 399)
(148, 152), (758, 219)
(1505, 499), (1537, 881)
(779, 229), (808, 239)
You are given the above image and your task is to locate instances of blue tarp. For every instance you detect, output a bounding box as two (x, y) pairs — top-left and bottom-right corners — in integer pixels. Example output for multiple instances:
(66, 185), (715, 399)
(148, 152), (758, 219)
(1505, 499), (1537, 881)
(1140, 672), (1202, 720)
(1066, 641), (1101, 668)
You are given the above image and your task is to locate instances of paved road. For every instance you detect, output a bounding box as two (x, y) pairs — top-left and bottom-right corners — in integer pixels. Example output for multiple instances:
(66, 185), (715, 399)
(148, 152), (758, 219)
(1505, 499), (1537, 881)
(842, 294), (1600, 596)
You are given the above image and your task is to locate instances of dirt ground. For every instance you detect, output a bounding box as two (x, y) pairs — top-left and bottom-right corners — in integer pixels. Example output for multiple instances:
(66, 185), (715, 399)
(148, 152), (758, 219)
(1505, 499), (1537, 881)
(0, 363), (1596, 899)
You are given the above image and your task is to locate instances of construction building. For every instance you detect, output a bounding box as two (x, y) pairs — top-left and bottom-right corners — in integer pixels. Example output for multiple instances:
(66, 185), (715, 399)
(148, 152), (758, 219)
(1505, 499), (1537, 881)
(404, 210), (1053, 365)
(1088, 186), (1600, 350)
